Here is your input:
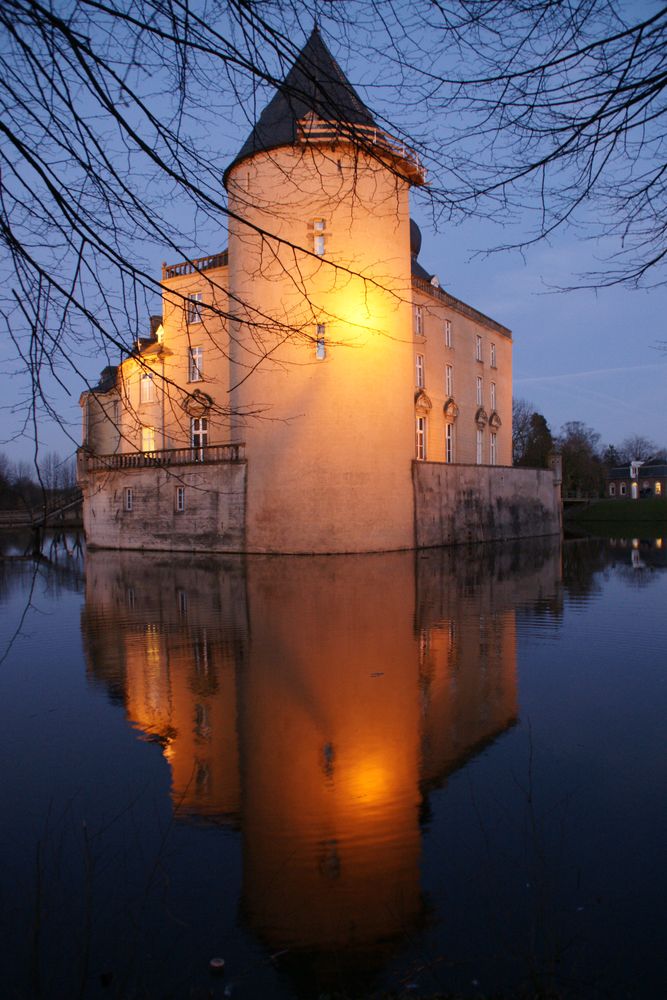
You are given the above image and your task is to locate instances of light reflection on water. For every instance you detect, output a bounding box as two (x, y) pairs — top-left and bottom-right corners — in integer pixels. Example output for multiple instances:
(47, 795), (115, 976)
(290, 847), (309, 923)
(0, 533), (665, 998)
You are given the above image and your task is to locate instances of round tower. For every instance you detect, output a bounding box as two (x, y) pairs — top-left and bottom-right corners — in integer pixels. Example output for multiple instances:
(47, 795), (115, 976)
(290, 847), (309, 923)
(225, 28), (425, 553)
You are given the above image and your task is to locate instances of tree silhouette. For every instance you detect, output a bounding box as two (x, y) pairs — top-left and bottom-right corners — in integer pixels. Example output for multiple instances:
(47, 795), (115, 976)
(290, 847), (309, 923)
(1, 1), (666, 457)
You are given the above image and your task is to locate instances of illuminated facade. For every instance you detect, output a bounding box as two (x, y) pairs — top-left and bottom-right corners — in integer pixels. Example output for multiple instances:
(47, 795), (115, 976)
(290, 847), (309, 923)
(78, 28), (559, 553)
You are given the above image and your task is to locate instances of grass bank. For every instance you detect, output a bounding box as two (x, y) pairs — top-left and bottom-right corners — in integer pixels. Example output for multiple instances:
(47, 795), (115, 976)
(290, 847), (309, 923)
(567, 497), (667, 524)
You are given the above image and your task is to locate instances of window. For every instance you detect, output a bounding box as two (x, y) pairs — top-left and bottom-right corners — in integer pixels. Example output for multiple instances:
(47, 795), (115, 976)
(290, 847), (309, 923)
(141, 426), (155, 452)
(476, 428), (483, 464)
(313, 218), (326, 255)
(444, 319), (452, 348)
(609, 483), (616, 496)
(620, 483), (627, 496)
(191, 416), (208, 460)
(490, 381), (496, 411)
(655, 482), (662, 496)
(476, 376), (483, 406)
(490, 432), (497, 466)
(490, 342), (497, 368)
(476, 334), (483, 361)
(416, 353), (425, 388)
(415, 305), (424, 336)
(175, 486), (185, 512)
(187, 293), (203, 324)
(316, 323), (326, 360)
(188, 346), (203, 382)
(123, 487), (133, 512)
(140, 373), (154, 403)
(446, 422), (454, 463)
(445, 364), (453, 397)
(416, 416), (427, 460)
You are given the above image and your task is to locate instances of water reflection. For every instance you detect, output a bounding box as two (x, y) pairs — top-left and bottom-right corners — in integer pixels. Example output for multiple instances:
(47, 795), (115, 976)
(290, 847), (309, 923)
(81, 539), (562, 984)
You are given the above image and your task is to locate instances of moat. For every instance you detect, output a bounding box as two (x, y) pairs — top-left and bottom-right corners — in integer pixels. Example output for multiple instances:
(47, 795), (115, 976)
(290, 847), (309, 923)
(1, 532), (665, 999)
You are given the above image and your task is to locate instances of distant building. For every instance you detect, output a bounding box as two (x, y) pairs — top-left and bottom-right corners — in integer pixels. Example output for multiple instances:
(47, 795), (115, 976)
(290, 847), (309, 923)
(78, 28), (560, 553)
(606, 458), (667, 500)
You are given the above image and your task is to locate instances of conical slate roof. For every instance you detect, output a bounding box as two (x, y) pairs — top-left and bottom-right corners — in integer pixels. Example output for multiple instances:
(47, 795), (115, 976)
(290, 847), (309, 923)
(223, 27), (376, 185)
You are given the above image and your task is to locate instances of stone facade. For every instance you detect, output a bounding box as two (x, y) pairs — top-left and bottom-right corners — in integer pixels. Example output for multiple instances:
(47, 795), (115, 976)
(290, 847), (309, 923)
(78, 29), (560, 554)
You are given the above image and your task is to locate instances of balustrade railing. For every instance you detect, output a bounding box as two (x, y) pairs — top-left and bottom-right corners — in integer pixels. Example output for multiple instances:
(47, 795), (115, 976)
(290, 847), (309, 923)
(83, 443), (244, 472)
(162, 251), (229, 280)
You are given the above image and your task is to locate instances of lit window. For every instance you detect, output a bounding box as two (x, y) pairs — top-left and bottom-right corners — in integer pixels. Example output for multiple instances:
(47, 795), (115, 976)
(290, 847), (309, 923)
(476, 376), (483, 406)
(446, 422), (454, 463)
(416, 415), (427, 460)
(191, 416), (208, 460)
(446, 364), (453, 397)
(140, 373), (155, 403)
(124, 487), (133, 512)
(175, 486), (185, 512)
(188, 346), (203, 382)
(490, 342), (496, 367)
(416, 353), (425, 388)
(313, 219), (326, 255)
(490, 431), (497, 466)
(476, 428), (483, 464)
(415, 305), (424, 336)
(187, 293), (203, 324)
(316, 323), (326, 360)
(655, 482), (662, 496)
(444, 319), (452, 348)
(490, 381), (496, 411)
(141, 426), (155, 452)
(476, 335), (483, 361)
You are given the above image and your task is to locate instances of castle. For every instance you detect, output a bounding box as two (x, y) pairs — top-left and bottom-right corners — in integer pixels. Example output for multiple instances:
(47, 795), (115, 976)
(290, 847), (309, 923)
(78, 28), (560, 554)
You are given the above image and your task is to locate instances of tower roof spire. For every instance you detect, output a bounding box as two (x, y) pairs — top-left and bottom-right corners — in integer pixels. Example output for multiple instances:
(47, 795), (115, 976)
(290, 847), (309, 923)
(224, 28), (376, 184)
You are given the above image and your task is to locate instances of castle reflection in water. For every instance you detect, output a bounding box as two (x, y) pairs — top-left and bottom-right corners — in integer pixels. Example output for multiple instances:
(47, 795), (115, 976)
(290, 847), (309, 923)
(80, 540), (561, 969)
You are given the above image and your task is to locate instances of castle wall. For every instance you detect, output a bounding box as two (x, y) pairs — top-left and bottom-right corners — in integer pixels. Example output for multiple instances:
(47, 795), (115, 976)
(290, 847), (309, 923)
(413, 462), (562, 548)
(82, 462), (246, 551)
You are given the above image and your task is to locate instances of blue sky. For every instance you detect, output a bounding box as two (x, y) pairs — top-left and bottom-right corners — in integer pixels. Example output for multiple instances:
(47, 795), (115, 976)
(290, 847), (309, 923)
(1, 6), (665, 465)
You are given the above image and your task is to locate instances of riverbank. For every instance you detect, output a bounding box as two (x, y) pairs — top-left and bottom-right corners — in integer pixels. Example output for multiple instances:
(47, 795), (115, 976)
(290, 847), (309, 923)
(566, 497), (667, 525)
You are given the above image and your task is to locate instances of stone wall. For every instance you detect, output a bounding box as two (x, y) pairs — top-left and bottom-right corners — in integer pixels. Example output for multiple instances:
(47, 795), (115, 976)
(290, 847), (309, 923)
(82, 462), (246, 552)
(413, 461), (561, 548)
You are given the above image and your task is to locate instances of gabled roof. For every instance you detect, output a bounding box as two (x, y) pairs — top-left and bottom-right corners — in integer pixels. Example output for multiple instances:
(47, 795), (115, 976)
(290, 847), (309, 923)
(224, 27), (376, 185)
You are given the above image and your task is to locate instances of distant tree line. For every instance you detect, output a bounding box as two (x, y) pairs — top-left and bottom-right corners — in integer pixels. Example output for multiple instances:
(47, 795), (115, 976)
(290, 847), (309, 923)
(512, 399), (666, 498)
(0, 452), (77, 511)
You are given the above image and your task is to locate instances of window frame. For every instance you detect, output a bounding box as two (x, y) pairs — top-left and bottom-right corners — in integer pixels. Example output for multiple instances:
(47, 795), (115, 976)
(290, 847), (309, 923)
(445, 422), (454, 463)
(444, 319), (452, 348)
(141, 425), (156, 453)
(316, 322), (326, 360)
(476, 334), (483, 362)
(191, 416), (208, 460)
(416, 415), (427, 460)
(123, 486), (134, 512)
(490, 342), (497, 368)
(476, 375), (483, 406)
(415, 352), (425, 388)
(313, 218), (326, 256)
(175, 485), (186, 513)
(476, 428), (483, 464)
(188, 346), (203, 383)
(415, 305), (424, 337)
(445, 363), (453, 397)
(490, 431), (497, 466)
(140, 372), (155, 404)
(490, 380), (496, 411)
(187, 292), (203, 325)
